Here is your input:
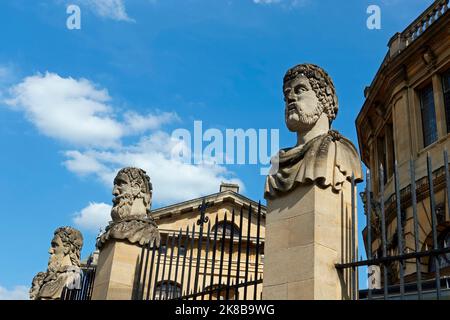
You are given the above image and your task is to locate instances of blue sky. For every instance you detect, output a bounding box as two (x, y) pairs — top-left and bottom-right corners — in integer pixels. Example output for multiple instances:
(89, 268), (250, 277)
(0, 0), (435, 299)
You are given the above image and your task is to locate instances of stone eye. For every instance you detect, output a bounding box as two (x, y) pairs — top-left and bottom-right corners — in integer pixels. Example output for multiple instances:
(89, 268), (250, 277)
(295, 85), (307, 94)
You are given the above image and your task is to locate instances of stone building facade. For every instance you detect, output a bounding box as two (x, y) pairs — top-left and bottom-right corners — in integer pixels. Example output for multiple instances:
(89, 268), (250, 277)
(131, 182), (265, 300)
(356, 0), (449, 289)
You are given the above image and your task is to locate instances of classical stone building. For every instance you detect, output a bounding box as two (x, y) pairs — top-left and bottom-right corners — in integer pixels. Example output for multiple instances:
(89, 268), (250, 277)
(88, 181), (265, 300)
(148, 182), (265, 300)
(356, 0), (449, 297)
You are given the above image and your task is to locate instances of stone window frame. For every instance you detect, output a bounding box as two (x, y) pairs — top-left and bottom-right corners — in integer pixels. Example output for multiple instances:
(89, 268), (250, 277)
(411, 64), (450, 153)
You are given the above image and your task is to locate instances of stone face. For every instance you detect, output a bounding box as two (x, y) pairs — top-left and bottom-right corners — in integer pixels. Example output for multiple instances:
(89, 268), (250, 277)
(93, 167), (161, 300)
(98, 167), (160, 249)
(30, 226), (84, 300)
(264, 63), (363, 199)
(263, 63), (362, 300)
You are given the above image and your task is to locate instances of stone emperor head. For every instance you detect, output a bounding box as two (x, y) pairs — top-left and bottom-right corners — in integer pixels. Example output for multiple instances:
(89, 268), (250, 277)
(30, 226), (83, 300)
(283, 63), (338, 147)
(111, 167), (153, 221)
(47, 227), (83, 272)
(264, 63), (362, 199)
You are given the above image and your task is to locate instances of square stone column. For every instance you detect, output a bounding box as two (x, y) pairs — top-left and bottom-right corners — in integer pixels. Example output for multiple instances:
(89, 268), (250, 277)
(262, 182), (357, 300)
(91, 240), (143, 300)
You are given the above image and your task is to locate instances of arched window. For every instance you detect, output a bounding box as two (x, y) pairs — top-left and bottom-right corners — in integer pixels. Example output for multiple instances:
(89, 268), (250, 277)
(154, 281), (181, 300)
(212, 221), (240, 237)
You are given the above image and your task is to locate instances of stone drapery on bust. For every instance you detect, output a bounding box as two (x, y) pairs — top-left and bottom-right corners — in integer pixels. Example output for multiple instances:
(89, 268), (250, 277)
(30, 226), (83, 300)
(97, 167), (160, 248)
(265, 63), (362, 199)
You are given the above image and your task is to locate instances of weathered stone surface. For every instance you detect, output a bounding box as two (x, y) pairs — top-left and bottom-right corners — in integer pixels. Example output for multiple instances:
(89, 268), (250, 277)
(30, 226), (83, 300)
(97, 167), (160, 248)
(263, 63), (362, 300)
(265, 63), (363, 199)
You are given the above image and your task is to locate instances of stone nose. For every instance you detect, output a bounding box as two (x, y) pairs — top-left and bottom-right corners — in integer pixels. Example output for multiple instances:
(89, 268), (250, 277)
(112, 186), (119, 196)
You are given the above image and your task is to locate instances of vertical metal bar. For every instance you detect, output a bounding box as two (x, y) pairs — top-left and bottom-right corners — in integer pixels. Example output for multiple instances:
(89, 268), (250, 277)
(194, 218), (205, 300)
(201, 221), (212, 300)
(244, 205), (252, 300)
(217, 214), (228, 300)
(140, 241), (152, 300)
(351, 174), (357, 300)
(235, 207), (244, 300)
(427, 153), (441, 299)
(380, 164), (389, 299)
(133, 243), (145, 300)
(253, 202), (262, 300)
(179, 226), (189, 299)
(226, 210), (236, 300)
(152, 235), (164, 300)
(366, 170), (373, 300)
(146, 240), (158, 300)
(186, 224), (196, 299)
(171, 229), (182, 300)
(410, 157), (422, 300)
(209, 215), (219, 300)
(394, 161), (405, 299)
(158, 234), (170, 300)
(445, 149), (450, 235)
(166, 233), (176, 299)
(87, 268), (96, 300)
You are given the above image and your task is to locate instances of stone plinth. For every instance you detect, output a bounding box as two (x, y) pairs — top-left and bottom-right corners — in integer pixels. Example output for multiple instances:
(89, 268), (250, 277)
(262, 183), (356, 300)
(91, 240), (143, 300)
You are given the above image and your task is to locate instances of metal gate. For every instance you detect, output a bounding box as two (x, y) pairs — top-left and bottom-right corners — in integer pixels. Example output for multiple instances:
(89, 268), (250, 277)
(134, 201), (264, 300)
(336, 151), (450, 300)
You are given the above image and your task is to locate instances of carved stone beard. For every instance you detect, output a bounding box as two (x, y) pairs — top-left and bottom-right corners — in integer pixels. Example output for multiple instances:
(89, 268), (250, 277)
(47, 253), (63, 273)
(111, 193), (134, 221)
(297, 102), (324, 126)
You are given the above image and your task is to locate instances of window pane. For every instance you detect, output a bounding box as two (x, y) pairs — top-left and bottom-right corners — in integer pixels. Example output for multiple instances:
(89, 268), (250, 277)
(443, 71), (450, 133)
(420, 84), (437, 147)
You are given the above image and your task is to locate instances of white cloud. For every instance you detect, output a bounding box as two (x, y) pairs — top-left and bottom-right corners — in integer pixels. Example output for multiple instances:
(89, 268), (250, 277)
(3, 72), (179, 148)
(73, 202), (112, 233)
(4, 71), (243, 208)
(64, 131), (244, 206)
(123, 111), (180, 135)
(0, 285), (29, 300)
(80, 0), (135, 22)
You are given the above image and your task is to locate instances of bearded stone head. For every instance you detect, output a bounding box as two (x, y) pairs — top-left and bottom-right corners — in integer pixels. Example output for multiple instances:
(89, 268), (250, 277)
(111, 167), (153, 221)
(47, 227), (83, 273)
(283, 63), (338, 132)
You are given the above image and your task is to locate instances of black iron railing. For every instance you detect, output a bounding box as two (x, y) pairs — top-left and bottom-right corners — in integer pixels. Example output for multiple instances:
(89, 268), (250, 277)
(60, 267), (96, 300)
(134, 202), (264, 300)
(336, 150), (450, 300)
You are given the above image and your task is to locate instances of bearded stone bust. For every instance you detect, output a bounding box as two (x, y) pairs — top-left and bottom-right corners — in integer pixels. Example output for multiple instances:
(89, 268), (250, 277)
(265, 63), (363, 199)
(30, 227), (83, 300)
(98, 167), (160, 248)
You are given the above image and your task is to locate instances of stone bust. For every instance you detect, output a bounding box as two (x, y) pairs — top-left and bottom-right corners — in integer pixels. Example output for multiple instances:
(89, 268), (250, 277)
(30, 227), (83, 300)
(265, 63), (363, 199)
(98, 167), (160, 248)
(111, 167), (153, 221)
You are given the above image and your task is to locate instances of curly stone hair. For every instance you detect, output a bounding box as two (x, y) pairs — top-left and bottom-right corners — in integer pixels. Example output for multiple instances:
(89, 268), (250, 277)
(116, 167), (153, 209)
(54, 227), (83, 267)
(283, 63), (339, 124)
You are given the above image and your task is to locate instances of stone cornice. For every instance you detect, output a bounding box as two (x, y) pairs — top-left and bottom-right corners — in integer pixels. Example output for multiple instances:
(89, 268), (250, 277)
(151, 191), (266, 221)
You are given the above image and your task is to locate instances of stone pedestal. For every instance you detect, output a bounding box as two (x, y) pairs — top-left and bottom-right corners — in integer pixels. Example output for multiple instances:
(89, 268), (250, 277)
(262, 183), (357, 300)
(91, 240), (143, 300)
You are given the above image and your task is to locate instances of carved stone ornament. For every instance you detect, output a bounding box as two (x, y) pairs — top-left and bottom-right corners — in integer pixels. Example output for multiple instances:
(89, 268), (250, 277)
(30, 227), (83, 300)
(97, 167), (160, 249)
(265, 63), (363, 199)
